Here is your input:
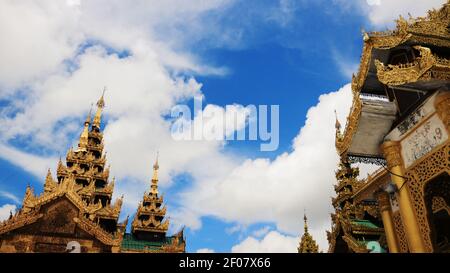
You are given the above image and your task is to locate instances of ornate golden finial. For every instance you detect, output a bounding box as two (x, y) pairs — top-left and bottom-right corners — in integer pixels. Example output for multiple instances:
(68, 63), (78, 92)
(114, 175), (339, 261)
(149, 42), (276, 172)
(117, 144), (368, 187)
(334, 110), (342, 134)
(151, 152), (159, 195)
(304, 212), (309, 233)
(78, 107), (92, 149)
(93, 87), (106, 129)
(298, 211), (319, 253)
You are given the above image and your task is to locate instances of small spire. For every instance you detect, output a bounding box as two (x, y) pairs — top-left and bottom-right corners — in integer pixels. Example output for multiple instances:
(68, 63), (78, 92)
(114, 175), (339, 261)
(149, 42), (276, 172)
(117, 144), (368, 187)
(85, 103), (93, 124)
(78, 107), (92, 149)
(151, 152), (159, 195)
(93, 87), (106, 129)
(334, 110), (341, 133)
(304, 212), (309, 233)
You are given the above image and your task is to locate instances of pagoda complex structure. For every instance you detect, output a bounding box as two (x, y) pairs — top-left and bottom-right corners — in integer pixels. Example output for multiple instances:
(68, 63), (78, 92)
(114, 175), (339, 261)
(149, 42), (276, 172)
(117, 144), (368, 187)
(327, 160), (385, 253)
(298, 214), (319, 253)
(0, 93), (185, 253)
(330, 1), (450, 253)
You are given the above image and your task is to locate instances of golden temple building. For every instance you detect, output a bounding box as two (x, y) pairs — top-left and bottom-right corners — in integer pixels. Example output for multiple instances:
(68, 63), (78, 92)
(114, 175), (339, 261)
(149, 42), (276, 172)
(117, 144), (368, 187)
(329, 1), (450, 253)
(0, 93), (185, 253)
(298, 214), (319, 253)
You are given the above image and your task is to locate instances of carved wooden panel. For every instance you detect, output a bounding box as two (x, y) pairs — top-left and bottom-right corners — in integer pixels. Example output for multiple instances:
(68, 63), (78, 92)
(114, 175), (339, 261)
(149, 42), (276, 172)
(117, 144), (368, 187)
(39, 198), (78, 235)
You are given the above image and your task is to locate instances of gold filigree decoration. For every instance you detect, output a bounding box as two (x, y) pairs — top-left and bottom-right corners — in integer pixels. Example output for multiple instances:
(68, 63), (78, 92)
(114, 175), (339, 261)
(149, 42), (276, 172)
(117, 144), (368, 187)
(382, 141), (404, 169)
(432, 196), (450, 215)
(404, 142), (449, 252)
(392, 210), (409, 253)
(375, 46), (450, 86)
(435, 91), (450, 131)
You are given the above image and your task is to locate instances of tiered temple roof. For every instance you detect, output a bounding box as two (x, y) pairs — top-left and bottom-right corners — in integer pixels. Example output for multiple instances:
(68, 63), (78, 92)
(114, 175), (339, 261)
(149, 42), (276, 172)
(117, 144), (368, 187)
(327, 160), (385, 253)
(121, 155), (185, 253)
(0, 92), (185, 253)
(0, 92), (127, 252)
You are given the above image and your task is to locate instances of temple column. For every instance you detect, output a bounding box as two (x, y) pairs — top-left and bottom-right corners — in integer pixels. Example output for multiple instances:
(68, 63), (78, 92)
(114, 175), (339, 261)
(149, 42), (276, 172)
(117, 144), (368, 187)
(374, 190), (399, 253)
(381, 141), (427, 253)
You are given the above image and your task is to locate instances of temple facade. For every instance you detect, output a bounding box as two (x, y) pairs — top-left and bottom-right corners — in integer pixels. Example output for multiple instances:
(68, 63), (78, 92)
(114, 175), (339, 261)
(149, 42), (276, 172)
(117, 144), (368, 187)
(0, 94), (185, 253)
(329, 1), (450, 253)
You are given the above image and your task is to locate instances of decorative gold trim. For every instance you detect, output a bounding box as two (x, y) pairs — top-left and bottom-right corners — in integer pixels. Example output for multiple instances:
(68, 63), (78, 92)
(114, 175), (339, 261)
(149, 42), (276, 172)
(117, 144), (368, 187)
(375, 46), (450, 86)
(435, 91), (450, 132)
(404, 142), (449, 252)
(392, 210), (409, 252)
(432, 196), (450, 215)
(382, 141), (404, 169)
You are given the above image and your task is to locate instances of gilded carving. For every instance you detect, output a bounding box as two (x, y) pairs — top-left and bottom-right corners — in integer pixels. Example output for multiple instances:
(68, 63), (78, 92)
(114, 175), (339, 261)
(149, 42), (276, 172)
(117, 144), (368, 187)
(404, 142), (449, 252)
(435, 91), (450, 131)
(375, 46), (450, 86)
(382, 141), (404, 169)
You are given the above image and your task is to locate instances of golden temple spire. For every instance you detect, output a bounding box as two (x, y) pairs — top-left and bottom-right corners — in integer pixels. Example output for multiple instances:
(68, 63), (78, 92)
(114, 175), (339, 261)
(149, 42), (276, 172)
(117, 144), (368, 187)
(334, 110), (341, 133)
(304, 213), (309, 233)
(92, 87), (106, 129)
(78, 106), (92, 149)
(150, 152), (159, 195)
(298, 212), (319, 253)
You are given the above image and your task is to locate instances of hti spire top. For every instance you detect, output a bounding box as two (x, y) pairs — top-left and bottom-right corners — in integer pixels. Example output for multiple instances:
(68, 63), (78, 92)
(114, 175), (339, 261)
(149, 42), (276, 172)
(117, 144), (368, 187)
(304, 212), (309, 233)
(334, 110), (341, 133)
(79, 106), (92, 149)
(93, 87), (106, 129)
(151, 152), (159, 195)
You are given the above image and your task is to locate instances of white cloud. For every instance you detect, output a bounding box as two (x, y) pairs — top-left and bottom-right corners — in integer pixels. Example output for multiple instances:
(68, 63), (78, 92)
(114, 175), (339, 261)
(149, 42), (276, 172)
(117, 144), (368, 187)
(0, 191), (21, 204)
(178, 84), (356, 250)
(0, 143), (56, 179)
(361, 0), (447, 26)
(231, 231), (298, 253)
(196, 248), (216, 253)
(0, 204), (16, 221)
(252, 226), (272, 238)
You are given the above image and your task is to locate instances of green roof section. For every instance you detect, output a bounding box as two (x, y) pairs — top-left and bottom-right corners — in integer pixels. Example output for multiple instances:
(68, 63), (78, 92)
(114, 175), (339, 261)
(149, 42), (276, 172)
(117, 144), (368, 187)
(350, 219), (380, 229)
(121, 233), (173, 251)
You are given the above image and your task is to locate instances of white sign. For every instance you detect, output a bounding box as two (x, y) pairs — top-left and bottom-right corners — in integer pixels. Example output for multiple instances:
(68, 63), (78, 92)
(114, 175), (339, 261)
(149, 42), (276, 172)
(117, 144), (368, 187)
(401, 114), (448, 168)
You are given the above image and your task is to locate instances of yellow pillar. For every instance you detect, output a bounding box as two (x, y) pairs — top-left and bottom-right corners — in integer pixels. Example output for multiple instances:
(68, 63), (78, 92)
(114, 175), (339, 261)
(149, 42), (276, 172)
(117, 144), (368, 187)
(374, 190), (400, 253)
(381, 141), (427, 253)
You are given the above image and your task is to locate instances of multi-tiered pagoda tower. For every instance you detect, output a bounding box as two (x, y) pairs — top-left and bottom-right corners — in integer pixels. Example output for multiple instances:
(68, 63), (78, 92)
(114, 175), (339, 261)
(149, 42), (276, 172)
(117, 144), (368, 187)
(0, 93), (185, 253)
(327, 159), (385, 253)
(120, 156), (185, 253)
(0, 93), (126, 252)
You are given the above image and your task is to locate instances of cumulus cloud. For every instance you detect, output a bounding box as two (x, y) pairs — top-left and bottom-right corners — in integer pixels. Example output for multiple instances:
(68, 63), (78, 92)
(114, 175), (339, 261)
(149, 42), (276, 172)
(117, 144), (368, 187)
(0, 191), (21, 205)
(0, 204), (16, 221)
(231, 231), (298, 253)
(178, 84), (354, 249)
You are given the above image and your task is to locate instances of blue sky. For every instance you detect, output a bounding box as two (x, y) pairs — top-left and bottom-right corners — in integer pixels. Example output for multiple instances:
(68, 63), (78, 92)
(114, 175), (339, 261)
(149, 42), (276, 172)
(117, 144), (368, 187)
(0, 0), (446, 252)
